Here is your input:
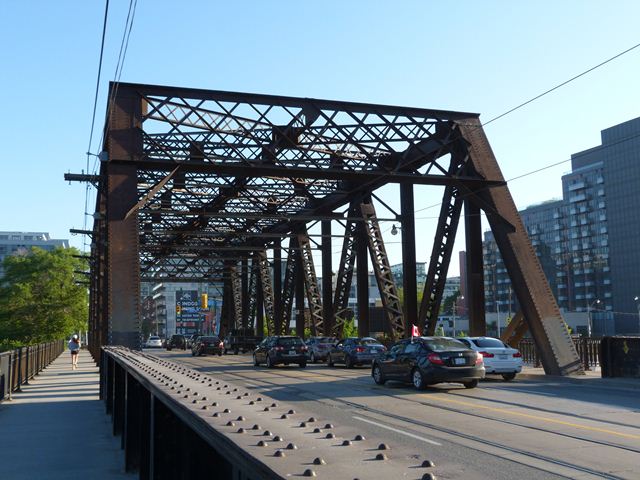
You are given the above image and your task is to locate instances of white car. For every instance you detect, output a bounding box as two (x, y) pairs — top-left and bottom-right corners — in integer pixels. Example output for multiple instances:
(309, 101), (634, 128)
(457, 337), (522, 381)
(145, 335), (163, 348)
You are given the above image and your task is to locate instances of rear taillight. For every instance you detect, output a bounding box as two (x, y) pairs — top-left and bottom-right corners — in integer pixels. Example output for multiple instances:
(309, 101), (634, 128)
(301, 346), (308, 351)
(475, 352), (484, 365)
(479, 351), (494, 358)
(513, 352), (522, 358)
(219, 342), (224, 348)
(427, 353), (444, 365)
(275, 346), (284, 351)
(355, 346), (365, 353)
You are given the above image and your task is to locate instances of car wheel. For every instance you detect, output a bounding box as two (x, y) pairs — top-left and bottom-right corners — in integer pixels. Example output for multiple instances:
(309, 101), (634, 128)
(224, 349), (228, 355)
(345, 356), (354, 369)
(327, 354), (334, 367)
(412, 368), (426, 390)
(218, 352), (222, 357)
(266, 355), (274, 369)
(167, 347), (172, 351)
(299, 362), (307, 368)
(502, 373), (516, 381)
(253, 354), (259, 367)
(234, 348), (239, 355)
(191, 350), (196, 357)
(310, 352), (316, 363)
(464, 379), (479, 389)
(372, 365), (386, 385)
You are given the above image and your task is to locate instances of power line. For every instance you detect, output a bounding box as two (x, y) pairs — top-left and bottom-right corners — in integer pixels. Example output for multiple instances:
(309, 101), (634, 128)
(82, 0), (110, 252)
(482, 41), (640, 127)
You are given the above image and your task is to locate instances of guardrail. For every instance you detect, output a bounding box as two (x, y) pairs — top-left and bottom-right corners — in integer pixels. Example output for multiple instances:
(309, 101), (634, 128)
(101, 346), (436, 479)
(517, 337), (601, 370)
(0, 340), (65, 401)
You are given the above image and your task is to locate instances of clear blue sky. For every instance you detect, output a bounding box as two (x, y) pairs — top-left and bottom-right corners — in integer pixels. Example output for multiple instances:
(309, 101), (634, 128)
(1, 1), (639, 274)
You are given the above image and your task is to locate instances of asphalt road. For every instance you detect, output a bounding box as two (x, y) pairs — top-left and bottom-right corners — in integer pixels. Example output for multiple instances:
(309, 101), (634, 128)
(149, 348), (640, 479)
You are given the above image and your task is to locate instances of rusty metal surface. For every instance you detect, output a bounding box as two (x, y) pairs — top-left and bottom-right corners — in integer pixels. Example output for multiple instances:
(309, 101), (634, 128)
(257, 251), (276, 335)
(297, 230), (324, 336)
(105, 346), (438, 479)
(457, 119), (582, 375)
(360, 199), (404, 339)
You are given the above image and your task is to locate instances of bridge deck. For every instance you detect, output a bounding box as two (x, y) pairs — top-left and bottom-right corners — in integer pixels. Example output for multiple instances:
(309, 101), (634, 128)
(0, 350), (132, 480)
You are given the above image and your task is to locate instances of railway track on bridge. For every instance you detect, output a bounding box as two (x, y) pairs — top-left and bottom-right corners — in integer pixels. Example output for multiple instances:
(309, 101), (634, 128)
(164, 351), (640, 479)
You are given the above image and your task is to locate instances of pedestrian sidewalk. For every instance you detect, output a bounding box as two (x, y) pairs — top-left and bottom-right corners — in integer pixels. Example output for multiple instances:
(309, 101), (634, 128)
(0, 350), (134, 479)
(519, 364), (640, 389)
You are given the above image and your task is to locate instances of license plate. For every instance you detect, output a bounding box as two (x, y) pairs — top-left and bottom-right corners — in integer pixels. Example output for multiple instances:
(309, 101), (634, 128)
(498, 355), (508, 360)
(289, 350), (296, 355)
(454, 358), (466, 365)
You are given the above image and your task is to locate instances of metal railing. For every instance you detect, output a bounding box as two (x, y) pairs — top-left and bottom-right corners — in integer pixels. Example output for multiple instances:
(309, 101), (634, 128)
(0, 340), (65, 401)
(517, 337), (601, 371)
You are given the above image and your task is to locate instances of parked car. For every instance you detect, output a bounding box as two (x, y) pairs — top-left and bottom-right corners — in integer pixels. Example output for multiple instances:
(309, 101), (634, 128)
(166, 334), (187, 351)
(305, 336), (338, 363)
(186, 334), (201, 349)
(327, 337), (386, 368)
(144, 335), (163, 348)
(253, 336), (308, 368)
(191, 336), (224, 356)
(223, 328), (263, 354)
(457, 337), (522, 381)
(371, 337), (485, 389)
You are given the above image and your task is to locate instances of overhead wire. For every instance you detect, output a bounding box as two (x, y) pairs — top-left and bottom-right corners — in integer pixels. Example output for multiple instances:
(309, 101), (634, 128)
(82, 0), (110, 253)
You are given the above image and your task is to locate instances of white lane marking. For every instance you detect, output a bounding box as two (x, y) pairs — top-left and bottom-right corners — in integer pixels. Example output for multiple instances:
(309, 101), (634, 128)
(245, 384), (258, 388)
(352, 416), (442, 446)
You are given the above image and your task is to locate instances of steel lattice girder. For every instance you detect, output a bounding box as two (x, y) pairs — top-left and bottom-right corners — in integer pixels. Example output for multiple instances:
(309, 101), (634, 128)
(101, 82), (503, 282)
(92, 81), (581, 376)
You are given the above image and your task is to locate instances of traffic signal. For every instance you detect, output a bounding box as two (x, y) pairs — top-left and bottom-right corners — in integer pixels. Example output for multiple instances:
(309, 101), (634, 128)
(176, 304), (182, 315)
(201, 293), (208, 309)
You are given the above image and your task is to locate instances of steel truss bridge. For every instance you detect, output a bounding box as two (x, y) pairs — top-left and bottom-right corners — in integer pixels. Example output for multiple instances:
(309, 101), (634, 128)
(67, 82), (582, 375)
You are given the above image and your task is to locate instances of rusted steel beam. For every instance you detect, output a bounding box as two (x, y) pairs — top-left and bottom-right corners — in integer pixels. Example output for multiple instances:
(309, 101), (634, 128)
(400, 183), (417, 334)
(465, 198), (486, 336)
(360, 198), (404, 340)
(280, 237), (299, 335)
(458, 118), (582, 375)
(298, 229), (324, 336)
(256, 251), (275, 335)
(106, 162), (141, 348)
(500, 311), (528, 347)
(332, 201), (360, 337)
(418, 187), (462, 335)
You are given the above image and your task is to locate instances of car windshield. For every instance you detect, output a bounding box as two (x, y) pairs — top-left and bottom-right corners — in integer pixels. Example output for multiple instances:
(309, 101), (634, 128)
(200, 336), (219, 342)
(424, 338), (468, 351)
(471, 338), (507, 348)
(149, 336), (160, 340)
(278, 337), (304, 346)
(358, 338), (380, 345)
(318, 337), (337, 343)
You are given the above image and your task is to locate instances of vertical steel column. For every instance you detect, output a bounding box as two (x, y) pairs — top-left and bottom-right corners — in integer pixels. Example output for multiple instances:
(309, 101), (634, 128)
(125, 373), (142, 472)
(256, 271), (264, 336)
(106, 84), (143, 349)
(113, 362), (125, 438)
(280, 237), (299, 334)
(401, 183), (417, 335)
(332, 201), (359, 337)
(298, 231), (324, 335)
(296, 258), (306, 337)
(465, 199), (486, 336)
(257, 250), (275, 334)
(356, 225), (370, 337)
(322, 220), (333, 335)
(241, 257), (249, 330)
(230, 263), (242, 331)
(273, 239), (283, 334)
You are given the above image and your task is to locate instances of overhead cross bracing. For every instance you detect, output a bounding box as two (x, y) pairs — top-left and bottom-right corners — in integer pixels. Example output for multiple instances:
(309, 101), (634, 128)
(80, 82), (582, 375)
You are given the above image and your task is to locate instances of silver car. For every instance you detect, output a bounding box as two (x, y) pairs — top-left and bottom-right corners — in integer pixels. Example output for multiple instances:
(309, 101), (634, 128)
(457, 337), (523, 381)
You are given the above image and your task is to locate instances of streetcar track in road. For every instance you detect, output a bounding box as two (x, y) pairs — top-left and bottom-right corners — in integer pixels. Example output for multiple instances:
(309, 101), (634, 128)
(167, 354), (638, 478)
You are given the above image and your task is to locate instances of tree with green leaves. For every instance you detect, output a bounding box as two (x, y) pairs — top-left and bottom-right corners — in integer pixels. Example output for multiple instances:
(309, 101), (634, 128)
(0, 247), (88, 348)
